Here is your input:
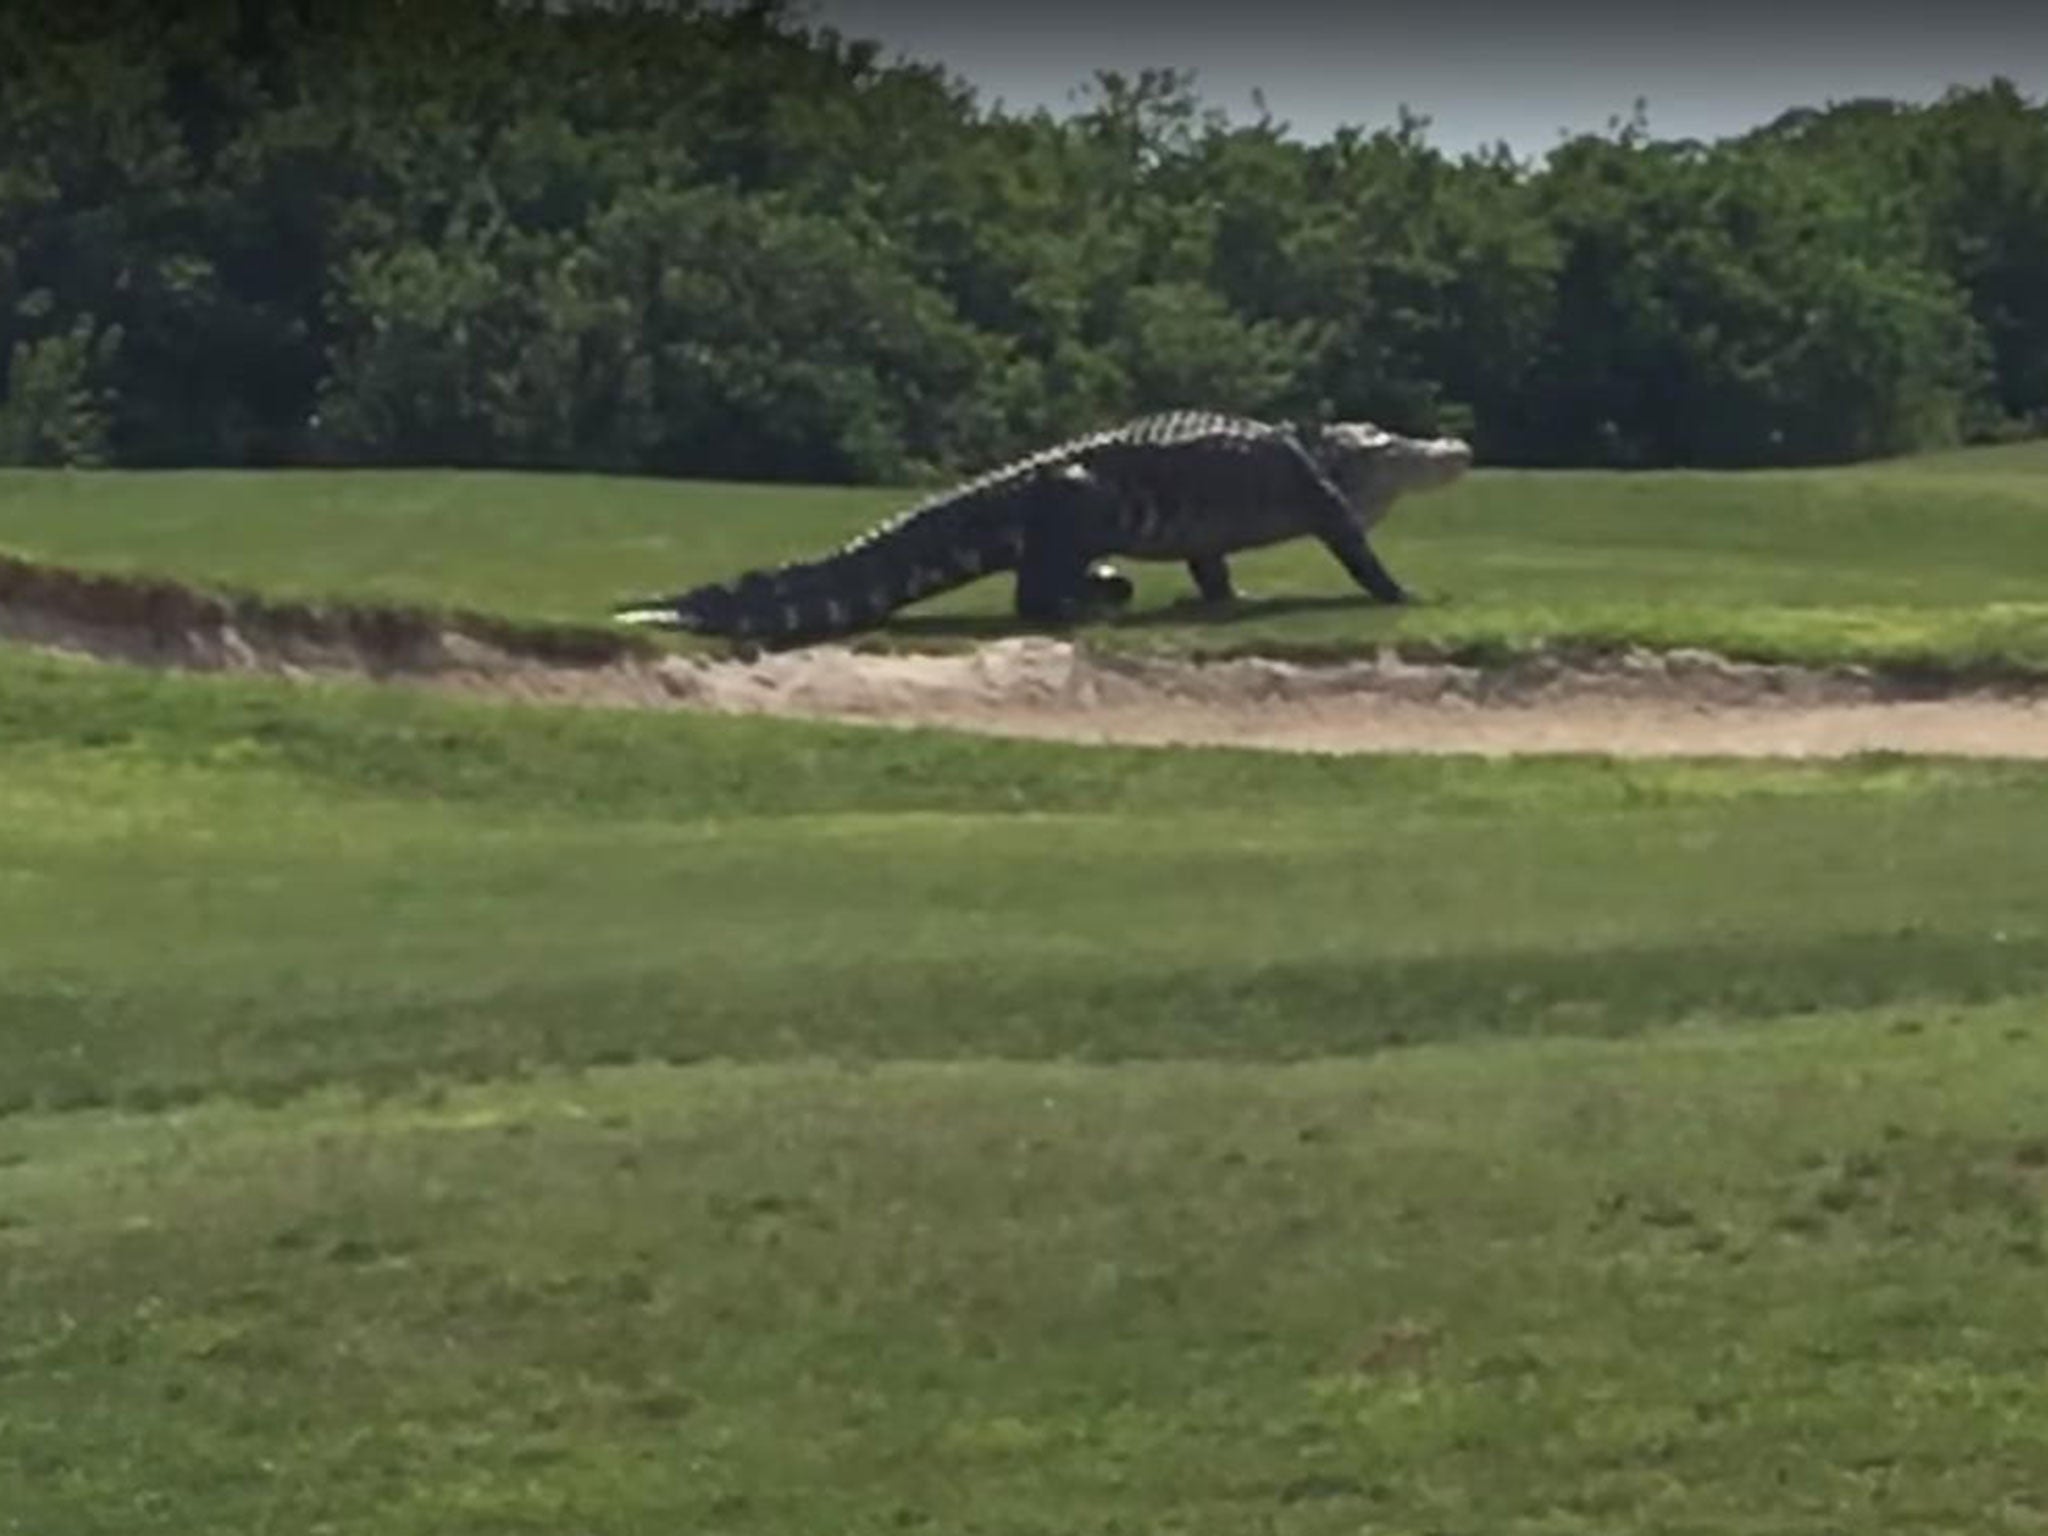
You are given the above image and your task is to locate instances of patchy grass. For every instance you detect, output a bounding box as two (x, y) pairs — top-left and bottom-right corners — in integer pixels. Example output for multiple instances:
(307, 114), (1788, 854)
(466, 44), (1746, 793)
(5, 1006), (2048, 1533)
(3, 441), (2048, 670)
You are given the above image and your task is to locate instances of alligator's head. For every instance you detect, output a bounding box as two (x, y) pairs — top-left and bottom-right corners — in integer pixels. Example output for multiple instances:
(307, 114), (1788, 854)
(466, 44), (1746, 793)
(1314, 422), (1472, 527)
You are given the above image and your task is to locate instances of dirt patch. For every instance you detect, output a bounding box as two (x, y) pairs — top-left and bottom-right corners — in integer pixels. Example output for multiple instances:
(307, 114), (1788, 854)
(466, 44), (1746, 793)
(4, 553), (2047, 759)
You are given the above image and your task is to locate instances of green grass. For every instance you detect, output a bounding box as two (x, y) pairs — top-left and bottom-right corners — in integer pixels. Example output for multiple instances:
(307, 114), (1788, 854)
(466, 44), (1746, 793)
(3, 647), (2048, 1113)
(7, 1011), (2048, 1533)
(5, 608), (2048, 1527)
(3, 439), (2047, 669)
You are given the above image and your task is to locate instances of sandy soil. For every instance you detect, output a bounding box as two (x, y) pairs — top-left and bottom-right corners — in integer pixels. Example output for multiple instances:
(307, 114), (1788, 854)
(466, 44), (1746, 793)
(3, 555), (2046, 759)
(637, 638), (2048, 759)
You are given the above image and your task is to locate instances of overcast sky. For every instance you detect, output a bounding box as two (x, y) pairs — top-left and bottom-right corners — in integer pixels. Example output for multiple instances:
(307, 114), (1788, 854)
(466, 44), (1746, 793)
(798, 0), (2048, 157)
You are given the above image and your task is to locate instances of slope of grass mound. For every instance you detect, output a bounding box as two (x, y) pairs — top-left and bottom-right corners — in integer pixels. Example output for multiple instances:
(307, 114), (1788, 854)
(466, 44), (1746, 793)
(3, 442), (2048, 672)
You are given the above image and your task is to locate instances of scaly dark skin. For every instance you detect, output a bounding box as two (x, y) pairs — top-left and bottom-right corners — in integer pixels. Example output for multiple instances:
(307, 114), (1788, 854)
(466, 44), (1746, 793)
(614, 411), (1472, 646)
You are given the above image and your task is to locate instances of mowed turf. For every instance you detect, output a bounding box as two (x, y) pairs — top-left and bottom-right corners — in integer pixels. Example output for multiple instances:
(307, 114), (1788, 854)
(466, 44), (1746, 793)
(4, 442), (2048, 1530)
(3, 647), (2048, 1112)
(4, 1012), (2048, 1536)
(1, 656), (2046, 1527)
(4, 439), (2048, 668)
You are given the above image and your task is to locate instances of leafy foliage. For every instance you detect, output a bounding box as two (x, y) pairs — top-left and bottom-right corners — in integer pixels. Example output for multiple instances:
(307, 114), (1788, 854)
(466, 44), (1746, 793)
(1509, 130), (1988, 465)
(1, 1), (2042, 472)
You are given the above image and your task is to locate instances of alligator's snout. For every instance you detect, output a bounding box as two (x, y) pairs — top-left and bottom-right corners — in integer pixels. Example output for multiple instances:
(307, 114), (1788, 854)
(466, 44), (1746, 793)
(1412, 435), (1474, 489)
(613, 600), (696, 629)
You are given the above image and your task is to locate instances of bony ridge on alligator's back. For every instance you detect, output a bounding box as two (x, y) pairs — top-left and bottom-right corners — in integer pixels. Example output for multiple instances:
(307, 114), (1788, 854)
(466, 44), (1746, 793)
(613, 411), (1473, 646)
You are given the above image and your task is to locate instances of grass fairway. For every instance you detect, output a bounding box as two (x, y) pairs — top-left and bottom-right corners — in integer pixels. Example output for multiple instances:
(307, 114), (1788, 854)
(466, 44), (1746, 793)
(8, 1016), (2048, 1532)
(0, 649), (2046, 1527)
(4, 647), (2048, 1111)
(4, 439), (2048, 669)
(6, 411), (2048, 1536)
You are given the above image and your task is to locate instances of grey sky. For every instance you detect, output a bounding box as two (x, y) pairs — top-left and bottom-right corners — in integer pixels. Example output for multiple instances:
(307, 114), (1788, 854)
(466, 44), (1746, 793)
(797, 1), (2048, 158)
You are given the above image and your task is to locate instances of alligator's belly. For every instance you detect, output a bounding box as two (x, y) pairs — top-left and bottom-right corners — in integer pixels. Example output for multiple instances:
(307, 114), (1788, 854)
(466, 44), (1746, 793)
(1111, 511), (1310, 561)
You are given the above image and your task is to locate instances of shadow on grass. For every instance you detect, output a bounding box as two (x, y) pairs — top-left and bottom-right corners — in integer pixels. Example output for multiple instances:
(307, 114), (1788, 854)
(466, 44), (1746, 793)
(880, 593), (1387, 643)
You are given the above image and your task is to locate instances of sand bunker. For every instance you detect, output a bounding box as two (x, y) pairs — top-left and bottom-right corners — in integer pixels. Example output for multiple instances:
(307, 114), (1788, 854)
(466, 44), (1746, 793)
(3, 554), (2046, 759)
(638, 639), (2048, 760)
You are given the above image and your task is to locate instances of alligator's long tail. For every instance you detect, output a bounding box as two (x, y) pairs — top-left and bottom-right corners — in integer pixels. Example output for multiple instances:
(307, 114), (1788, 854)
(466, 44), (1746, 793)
(613, 492), (1022, 643)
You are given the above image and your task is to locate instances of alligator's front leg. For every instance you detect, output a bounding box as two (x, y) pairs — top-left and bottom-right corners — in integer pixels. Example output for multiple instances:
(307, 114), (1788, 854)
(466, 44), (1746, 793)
(1319, 522), (1409, 604)
(1186, 554), (1240, 605)
(1280, 435), (1412, 605)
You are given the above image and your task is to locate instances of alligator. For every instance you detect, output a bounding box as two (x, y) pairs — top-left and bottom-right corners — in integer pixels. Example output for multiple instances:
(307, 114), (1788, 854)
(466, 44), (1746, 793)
(612, 411), (1472, 644)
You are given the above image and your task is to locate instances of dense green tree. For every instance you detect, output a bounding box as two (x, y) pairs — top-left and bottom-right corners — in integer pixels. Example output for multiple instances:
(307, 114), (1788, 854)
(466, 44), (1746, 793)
(1758, 81), (2048, 431)
(0, 1), (2037, 474)
(0, 313), (122, 466)
(1509, 127), (1985, 465)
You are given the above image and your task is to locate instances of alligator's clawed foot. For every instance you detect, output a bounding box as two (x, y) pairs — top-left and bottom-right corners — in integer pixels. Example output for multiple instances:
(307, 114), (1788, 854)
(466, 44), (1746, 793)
(1015, 565), (1135, 630)
(1080, 561), (1135, 614)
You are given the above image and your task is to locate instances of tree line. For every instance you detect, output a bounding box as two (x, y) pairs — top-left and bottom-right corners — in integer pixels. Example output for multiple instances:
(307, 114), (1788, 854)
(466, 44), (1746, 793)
(3, 0), (2044, 480)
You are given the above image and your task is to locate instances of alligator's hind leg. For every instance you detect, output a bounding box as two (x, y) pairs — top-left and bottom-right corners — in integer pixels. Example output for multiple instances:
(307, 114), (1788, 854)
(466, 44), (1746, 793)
(1014, 467), (1118, 624)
